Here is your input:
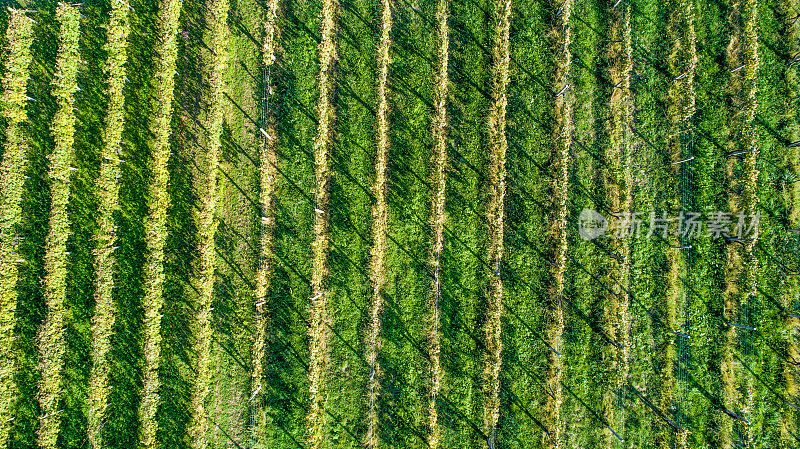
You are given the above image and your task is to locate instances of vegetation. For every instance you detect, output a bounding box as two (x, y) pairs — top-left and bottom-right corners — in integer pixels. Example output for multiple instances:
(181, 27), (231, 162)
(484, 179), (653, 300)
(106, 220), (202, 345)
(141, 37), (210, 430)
(779, 0), (800, 445)
(0, 1), (795, 448)
(36, 5), (80, 448)
(364, 0), (391, 446)
(186, 0), (229, 447)
(482, 0), (510, 444)
(426, 1), (449, 447)
(0, 9), (33, 449)
(721, 0), (759, 447)
(87, 1), (130, 447)
(544, 0), (573, 446)
(250, 0), (281, 446)
(604, 0), (633, 445)
(307, 0), (337, 446)
(138, 0), (184, 447)
(660, 1), (696, 447)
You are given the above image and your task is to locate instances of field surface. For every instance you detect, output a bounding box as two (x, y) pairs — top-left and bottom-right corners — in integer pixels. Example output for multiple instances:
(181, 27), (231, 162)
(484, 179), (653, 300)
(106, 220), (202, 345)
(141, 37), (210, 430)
(0, 0), (797, 448)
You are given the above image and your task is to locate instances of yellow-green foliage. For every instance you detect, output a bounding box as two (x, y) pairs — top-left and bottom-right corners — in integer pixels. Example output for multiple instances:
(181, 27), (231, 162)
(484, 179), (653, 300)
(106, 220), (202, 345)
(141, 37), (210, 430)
(307, 0), (337, 447)
(603, 2), (633, 445)
(251, 0), (281, 446)
(0, 9), (34, 448)
(719, 0), (758, 447)
(426, 2), (449, 447)
(138, 0), (183, 447)
(88, 1), (130, 447)
(659, 2), (696, 447)
(782, 0), (800, 445)
(545, 1), (572, 447)
(187, 0), (229, 447)
(364, 0), (391, 446)
(739, 0), (759, 446)
(37, 4), (80, 449)
(483, 0), (510, 443)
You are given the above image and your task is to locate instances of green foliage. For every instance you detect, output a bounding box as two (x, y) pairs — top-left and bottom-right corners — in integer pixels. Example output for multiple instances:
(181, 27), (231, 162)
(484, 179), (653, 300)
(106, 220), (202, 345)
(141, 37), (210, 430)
(137, 0), (184, 447)
(186, 0), (229, 447)
(36, 4), (80, 449)
(88, 1), (130, 447)
(0, 9), (33, 449)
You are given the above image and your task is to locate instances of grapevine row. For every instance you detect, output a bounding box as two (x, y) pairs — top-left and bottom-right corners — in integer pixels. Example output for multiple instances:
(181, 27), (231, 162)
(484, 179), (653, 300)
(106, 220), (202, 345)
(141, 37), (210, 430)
(251, 0), (281, 445)
(604, 1), (634, 445)
(137, 0), (184, 446)
(307, 0), (338, 446)
(87, 1), (130, 446)
(483, 0), (511, 444)
(365, 0), (392, 446)
(545, 0), (573, 446)
(0, 9), (34, 448)
(37, 4), (81, 448)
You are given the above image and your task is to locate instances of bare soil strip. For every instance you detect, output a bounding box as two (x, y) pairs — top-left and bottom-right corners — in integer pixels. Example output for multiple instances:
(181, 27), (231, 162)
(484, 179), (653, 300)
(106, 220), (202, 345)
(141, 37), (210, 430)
(251, 0), (281, 446)
(137, 0), (184, 447)
(187, 0), (230, 447)
(0, 10), (34, 448)
(307, 0), (338, 446)
(37, 5), (81, 449)
(545, 0), (572, 447)
(365, 1), (392, 447)
(483, 0), (511, 445)
(88, 3), (130, 447)
(427, 1), (449, 447)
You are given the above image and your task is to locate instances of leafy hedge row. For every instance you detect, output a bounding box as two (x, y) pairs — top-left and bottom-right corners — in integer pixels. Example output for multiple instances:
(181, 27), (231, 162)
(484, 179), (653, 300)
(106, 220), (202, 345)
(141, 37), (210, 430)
(88, 1), (130, 447)
(604, 1), (634, 444)
(251, 0), (281, 445)
(137, 0), (184, 447)
(37, 4), (81, 449)
(660, 1), (697, 447)
(427, 0), (450, 446)
(364, 0), (392, 446)
(307, 0), (337, 446)
(186, 0), (230, 446)
(483, 0), (511, 443)
(0, 9), (33, 449)
(544, 0), (574, 446)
